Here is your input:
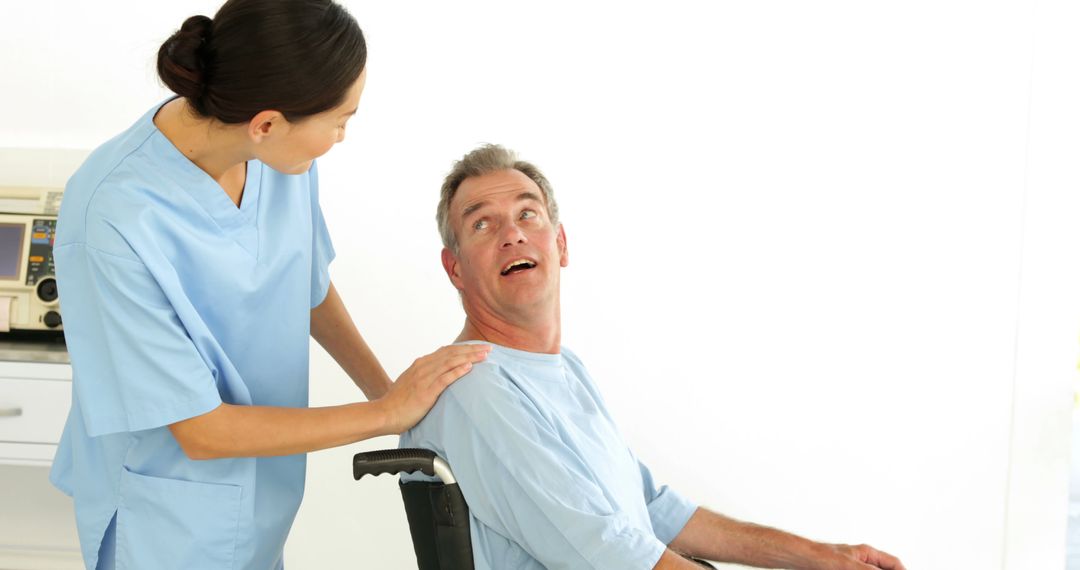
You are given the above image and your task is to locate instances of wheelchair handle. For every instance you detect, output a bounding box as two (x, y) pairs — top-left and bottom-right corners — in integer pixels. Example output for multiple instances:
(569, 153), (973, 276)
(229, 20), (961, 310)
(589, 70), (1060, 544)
(353, 448), (458, 484)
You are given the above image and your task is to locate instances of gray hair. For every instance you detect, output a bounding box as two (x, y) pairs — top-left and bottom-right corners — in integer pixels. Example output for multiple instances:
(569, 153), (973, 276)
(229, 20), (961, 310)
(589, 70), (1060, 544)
(437, 144), (560, 252)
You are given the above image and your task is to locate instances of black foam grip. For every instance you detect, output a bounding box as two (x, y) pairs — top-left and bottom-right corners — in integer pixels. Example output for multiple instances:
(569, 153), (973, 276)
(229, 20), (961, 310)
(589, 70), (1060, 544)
(353, 448), (437, 480)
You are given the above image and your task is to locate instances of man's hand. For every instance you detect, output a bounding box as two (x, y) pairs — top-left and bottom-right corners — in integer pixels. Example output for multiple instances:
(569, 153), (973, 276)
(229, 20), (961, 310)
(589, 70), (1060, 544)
(823, 543), (906, 570)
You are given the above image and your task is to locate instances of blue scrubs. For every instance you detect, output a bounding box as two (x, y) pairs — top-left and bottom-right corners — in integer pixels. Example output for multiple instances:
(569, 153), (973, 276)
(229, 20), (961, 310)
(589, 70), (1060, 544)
(49, 101), (335, 570)
(401, 344), (698, 569)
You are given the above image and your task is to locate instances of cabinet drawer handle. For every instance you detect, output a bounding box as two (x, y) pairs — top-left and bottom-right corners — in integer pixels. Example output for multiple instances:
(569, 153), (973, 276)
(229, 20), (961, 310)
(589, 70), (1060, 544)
(0, 407), (23, 418)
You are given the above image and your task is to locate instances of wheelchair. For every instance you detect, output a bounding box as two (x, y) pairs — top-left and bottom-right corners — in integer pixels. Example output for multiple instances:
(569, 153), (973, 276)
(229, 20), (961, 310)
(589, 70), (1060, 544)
(353, 448), (717, 569)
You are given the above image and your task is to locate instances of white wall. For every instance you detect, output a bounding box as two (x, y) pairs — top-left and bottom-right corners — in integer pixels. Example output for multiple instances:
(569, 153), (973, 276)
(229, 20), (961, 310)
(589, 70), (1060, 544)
(1003, 0), (1080, 567)
(2, 1), (1077, 569)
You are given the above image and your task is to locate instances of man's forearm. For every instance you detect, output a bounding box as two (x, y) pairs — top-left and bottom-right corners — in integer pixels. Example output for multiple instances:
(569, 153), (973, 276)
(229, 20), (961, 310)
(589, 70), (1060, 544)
(311, 281), (393, 399)
(669, 508), (832, 569)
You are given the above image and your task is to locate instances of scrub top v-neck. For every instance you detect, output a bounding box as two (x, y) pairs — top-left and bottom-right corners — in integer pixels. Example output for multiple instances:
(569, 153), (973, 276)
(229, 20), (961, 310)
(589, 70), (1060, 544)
(159, 132), (263, 257)
(49, 100), (336, 570)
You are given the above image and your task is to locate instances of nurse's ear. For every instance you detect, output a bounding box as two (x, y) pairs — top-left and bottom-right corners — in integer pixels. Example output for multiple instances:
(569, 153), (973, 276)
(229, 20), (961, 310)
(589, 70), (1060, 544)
(246, 110), (286, 143)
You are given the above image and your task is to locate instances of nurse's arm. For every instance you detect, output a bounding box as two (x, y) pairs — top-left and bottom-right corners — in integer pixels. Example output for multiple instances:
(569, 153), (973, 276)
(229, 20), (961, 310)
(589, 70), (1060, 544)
(169, 401), (393, 459)
(310, 281), (392, 399)
(169, 343), (490, 459)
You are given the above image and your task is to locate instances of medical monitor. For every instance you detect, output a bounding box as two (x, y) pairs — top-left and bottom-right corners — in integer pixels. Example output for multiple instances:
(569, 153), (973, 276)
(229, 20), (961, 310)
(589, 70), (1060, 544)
(0, 223), (25, 281)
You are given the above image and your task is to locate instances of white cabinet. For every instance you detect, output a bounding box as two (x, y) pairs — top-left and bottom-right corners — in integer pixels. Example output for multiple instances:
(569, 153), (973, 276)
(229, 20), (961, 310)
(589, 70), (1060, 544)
(0, 358), (82, 569)
(0, 364), (71, 466)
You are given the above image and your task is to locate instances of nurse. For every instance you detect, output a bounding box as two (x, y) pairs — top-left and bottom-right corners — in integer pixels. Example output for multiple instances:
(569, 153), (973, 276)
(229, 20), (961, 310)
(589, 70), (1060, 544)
(48, 1), (490, 569)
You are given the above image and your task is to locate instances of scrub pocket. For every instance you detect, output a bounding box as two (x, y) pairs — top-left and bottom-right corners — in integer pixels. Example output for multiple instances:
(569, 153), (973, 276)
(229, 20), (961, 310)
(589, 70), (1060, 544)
(116, 467), (242, 570)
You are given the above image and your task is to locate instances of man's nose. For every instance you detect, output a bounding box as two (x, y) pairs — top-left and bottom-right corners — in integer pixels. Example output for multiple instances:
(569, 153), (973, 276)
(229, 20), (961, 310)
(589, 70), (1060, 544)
(500, 223), (528, 248)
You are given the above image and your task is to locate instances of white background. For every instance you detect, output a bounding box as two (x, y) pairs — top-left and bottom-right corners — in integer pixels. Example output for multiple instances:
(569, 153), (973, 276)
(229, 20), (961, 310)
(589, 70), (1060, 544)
(2, 1), (1078, 569)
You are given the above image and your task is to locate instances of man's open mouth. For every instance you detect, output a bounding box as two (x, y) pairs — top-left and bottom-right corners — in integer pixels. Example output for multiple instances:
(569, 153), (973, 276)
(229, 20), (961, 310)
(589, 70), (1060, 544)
(500, 259), (537, 276)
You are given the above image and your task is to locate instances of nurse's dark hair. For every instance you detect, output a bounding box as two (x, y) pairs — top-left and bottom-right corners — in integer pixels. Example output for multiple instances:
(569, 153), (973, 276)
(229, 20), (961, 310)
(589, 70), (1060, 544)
(157, 0), (366, 124)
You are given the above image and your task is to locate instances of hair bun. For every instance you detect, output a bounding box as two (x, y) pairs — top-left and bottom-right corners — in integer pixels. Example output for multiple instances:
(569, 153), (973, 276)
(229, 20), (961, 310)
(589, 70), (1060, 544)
(157, 15), (213, 105)
(150, 1), (366, 124)
(179, 14), (212, 40)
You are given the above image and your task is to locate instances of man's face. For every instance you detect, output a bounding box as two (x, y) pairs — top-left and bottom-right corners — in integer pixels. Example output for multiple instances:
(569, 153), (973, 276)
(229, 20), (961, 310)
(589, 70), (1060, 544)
(442, 169), (568, 322)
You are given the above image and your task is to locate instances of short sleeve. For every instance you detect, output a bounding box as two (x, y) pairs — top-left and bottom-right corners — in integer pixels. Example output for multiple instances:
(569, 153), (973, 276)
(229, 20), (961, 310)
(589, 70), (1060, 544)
(637, 457), (698, 544)
(55, 243), (222, 437)
(308, 162), (336, 308)
(408, 366), (668, 569)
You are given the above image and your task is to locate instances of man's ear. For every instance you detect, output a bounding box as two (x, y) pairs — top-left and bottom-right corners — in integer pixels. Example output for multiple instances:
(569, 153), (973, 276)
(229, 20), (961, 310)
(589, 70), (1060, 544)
(247, 110), (285, 143)
(441, 247), (465, 291)
(557, 224), (569, 268)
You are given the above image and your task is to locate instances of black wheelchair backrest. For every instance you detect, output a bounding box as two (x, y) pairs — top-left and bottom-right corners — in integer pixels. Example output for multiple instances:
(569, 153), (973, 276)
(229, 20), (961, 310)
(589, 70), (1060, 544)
(354, 449), (474, 570)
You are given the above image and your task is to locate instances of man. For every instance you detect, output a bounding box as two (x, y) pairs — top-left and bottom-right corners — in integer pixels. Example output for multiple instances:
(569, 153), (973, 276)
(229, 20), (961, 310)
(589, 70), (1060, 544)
(400, 144), (905, 570)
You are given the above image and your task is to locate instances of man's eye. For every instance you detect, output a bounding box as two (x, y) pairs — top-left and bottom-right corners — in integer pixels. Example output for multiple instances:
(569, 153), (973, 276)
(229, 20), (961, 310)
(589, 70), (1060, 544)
(520, 210), (537, 220)
(473, 219), (489, 231)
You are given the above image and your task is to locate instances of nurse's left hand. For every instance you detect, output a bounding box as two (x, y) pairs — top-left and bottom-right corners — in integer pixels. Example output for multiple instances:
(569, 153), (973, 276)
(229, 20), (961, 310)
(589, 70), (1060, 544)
(377, 344), (492, 433)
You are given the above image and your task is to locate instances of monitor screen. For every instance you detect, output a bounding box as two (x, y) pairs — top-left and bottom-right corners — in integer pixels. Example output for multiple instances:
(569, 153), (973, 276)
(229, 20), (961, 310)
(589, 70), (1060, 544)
(0, 223), (26, 280)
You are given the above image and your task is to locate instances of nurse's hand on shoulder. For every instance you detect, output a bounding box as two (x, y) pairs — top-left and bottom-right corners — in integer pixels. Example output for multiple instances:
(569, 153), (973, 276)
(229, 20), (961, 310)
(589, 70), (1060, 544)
(377, 344), (492, 434)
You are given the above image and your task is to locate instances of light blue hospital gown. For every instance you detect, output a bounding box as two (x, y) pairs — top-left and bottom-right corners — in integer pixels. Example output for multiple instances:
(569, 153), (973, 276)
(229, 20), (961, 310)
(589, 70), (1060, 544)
(48, 101), (335, 570)
(400, 344), (698, 569)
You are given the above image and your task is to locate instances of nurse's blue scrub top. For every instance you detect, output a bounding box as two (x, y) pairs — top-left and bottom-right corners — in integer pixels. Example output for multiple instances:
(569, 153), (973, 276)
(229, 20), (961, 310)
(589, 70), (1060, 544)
(49, 101), (335, 570)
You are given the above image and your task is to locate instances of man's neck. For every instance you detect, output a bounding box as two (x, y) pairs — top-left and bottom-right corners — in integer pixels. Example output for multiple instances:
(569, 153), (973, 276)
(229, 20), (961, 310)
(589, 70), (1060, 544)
(456, 309), (561, 354)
